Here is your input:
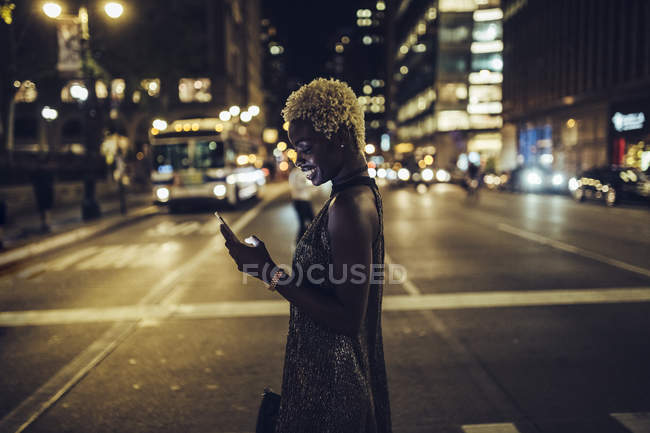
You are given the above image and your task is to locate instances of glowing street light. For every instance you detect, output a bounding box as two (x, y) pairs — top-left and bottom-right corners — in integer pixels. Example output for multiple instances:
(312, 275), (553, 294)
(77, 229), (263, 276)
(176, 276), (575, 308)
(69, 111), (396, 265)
(104, 2), (124, 19)
(41, 106), (59, 121)
(152, 118), (167, 130)
(240, 111), (252, 122)
(229, 105), (241, 116)
(364, 143), (376, 154)
(70, 84), (89, 101)
(42, 2), (62, 18)
(219, 110), (231, 121)
(248, 105), (260, 116)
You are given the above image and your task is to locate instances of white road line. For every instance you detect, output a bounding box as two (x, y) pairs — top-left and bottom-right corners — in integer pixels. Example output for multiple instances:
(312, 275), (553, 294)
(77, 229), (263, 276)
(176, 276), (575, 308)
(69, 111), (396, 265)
(611, 412), (650, 433)
(385, 253), (421, 295)
(462, 423), (520, 433)
(0, 185), (289, 433)
(498, 223), (650, 278)
(4, 287), (649, 326)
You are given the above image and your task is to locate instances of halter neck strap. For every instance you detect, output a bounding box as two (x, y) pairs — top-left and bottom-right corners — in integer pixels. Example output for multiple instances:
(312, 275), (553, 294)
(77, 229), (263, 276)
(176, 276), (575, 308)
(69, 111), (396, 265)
(330, 175), (377, 197)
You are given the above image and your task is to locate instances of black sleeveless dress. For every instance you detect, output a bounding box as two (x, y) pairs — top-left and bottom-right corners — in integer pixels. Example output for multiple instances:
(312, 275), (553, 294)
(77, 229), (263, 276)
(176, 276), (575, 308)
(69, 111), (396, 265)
(275, 177), (392, 433)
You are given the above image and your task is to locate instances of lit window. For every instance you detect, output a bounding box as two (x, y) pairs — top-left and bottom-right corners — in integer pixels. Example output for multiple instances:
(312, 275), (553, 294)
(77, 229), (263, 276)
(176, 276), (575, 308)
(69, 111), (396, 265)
(61, 80), (86, 103)
(473, 22), (502, 42)
(467, 102), (502, 114)
(400, 65), (409, 74)
(111, 78), (126, 101)
(473, 8), (503, 22)
(179, 78), (212, 103)
(437, 111), (470, 131)
(469, 115), (503, 129)
(469, 70), (503, 84)
(376, 1), (385, 11)
(95, 81), (108, 99)
(335, 43), (344, 53)
(438, 83), (468, 103)
(141, 78), (161, 97)
(14, 80), (37, 103)
(362, 36), (373, 45)
(439, 0), (477, 12)
(470, 40), (503, 54)
(469, 85), (502, 103)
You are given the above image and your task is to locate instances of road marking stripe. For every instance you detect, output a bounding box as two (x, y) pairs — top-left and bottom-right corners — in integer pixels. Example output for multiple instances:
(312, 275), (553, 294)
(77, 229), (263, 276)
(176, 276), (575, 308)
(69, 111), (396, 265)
(498, 223), (650, 278)
(390, 250), (537, 429)
(3, 287), (649, 326)
(462, 423), (520, 433)
(611, 412), (650, 433)
(385, 253), (421, 295)
(0, 185), (289, 433)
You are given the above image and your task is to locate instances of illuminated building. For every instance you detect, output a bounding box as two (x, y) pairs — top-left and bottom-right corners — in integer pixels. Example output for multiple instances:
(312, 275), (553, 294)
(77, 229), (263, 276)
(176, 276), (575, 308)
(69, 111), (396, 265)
(390, 0), (504, 170)
(503, 0), (650, 173)
(324, 3), (388, 149)
(2, 0), (265, 179)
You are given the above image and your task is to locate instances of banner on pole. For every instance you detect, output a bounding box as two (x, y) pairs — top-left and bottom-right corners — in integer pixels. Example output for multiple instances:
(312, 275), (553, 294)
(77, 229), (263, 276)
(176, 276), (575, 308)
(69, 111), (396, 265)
(56, 17), (82, 73)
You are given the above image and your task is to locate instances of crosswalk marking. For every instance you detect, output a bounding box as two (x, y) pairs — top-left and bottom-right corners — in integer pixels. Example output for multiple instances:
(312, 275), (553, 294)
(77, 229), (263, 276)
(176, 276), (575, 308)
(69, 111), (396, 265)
(498, 223), (650, 278)
(612, 412), (650, 433)
(2, 287), (649, 327)
(462, 423), (520, 433)
(145, 220), (218, 237)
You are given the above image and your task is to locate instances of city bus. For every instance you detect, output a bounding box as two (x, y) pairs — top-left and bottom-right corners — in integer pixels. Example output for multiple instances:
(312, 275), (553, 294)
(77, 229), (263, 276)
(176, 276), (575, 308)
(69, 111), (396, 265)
(149, 117), (265, 209)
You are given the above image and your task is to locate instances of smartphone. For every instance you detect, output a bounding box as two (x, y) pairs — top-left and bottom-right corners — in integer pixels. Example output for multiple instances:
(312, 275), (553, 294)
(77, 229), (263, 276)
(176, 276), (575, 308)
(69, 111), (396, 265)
(214, 211), (259, 246)
(214, 210), (227, 226)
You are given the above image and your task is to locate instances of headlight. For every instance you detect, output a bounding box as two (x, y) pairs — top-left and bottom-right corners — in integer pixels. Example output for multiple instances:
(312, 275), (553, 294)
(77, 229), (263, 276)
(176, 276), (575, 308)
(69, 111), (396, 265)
(552, 173), (564, 186)
(436, 169), (450, 182)
(568, 177), (579, 191)
(421, 168), (434, 182)
(213, 184), (227, 198)
(156, 187), (170, 202)
(397, 168), (410, 181)
(525, 170), (543, 186)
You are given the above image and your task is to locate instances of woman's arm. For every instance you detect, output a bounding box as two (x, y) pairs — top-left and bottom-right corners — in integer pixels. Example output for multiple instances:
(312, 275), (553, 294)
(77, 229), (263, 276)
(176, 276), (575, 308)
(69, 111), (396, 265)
(221, 190), (376, 338)
(275, 191), (375, 337)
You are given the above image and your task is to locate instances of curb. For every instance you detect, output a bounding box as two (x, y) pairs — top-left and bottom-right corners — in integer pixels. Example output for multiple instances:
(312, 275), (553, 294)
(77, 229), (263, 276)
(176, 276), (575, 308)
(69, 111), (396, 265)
(0, 205), (160, 269)
(0, 182), (291, 270)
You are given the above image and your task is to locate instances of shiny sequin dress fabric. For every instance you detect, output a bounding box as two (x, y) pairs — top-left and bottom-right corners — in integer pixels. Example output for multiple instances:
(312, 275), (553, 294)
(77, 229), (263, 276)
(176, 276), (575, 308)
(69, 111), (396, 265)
(275, 182), (392, 433)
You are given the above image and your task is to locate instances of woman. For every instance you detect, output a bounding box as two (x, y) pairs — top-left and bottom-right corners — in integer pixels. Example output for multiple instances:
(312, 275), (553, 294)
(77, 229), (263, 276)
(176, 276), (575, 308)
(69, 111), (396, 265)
(222, 78), (391, 433)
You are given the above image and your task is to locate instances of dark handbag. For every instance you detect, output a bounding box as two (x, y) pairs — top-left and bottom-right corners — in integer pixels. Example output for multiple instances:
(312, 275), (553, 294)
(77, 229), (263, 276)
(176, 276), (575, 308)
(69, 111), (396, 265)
(255, 388), (281, 433)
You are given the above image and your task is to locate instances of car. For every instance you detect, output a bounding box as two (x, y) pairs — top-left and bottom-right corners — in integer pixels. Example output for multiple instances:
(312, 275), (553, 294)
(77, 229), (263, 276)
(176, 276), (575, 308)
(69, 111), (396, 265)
(570, 166), (650, 206)
(505, 165), (568, 193)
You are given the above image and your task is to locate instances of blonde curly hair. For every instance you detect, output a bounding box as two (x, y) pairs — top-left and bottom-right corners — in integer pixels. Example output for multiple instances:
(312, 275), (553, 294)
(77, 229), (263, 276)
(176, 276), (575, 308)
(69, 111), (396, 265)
(282, 78), (365, 151)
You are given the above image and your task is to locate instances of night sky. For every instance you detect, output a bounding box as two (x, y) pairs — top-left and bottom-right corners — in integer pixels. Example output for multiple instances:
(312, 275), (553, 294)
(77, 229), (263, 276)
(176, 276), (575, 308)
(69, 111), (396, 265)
(262, 0), (359, 84)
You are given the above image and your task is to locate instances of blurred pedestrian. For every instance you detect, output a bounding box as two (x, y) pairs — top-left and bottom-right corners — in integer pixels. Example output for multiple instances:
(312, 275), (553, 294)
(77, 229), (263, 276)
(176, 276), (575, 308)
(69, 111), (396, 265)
(114, 148), (127, 215)
(288, 165), (315, 242)
(0, 198), (6, 249)
(31, 155), (55, 233)
(221, 78), (391, 433)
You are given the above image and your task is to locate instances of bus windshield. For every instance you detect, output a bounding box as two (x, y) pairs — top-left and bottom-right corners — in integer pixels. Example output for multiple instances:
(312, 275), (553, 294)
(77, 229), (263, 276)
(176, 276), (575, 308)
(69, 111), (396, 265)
(152, 140), (225, 172)
(152, 143), (190, 172)
(195, 140), (225, 168)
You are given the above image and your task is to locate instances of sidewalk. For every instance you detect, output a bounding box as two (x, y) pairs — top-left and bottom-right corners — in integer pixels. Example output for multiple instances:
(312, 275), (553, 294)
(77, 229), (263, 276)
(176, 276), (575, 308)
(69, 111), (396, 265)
(0, 180), (291, 269)
(0, 190), (158, 268)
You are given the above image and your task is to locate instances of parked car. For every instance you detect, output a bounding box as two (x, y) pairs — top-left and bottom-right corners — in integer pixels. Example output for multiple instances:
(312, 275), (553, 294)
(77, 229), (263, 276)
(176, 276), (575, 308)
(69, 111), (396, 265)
(570, 166), (650, 206)
(505, 165), (568, 193)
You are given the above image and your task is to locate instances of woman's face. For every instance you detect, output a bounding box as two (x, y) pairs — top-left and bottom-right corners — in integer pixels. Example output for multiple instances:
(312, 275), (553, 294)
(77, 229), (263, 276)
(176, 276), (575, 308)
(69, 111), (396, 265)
(288, 119), (345, 186)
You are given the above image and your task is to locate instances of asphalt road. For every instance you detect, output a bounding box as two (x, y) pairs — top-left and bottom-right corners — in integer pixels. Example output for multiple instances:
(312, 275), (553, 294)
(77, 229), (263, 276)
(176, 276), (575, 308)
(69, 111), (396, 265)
(0, 184), (649, 433)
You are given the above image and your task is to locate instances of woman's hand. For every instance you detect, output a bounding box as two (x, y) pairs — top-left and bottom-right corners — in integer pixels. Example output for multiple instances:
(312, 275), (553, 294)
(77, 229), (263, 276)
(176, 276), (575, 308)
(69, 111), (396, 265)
(220, 223), (275, 282)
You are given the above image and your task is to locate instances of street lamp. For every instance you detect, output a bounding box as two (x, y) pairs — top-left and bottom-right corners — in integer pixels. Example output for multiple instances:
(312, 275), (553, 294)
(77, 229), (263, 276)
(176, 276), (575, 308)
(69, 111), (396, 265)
(42, 3), (62, 18)
(43, 1), (125, 220)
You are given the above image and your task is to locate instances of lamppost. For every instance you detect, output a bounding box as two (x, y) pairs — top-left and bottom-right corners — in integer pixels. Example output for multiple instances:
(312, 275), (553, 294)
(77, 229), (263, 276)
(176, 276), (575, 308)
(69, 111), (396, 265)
(42, 1), (124, 220)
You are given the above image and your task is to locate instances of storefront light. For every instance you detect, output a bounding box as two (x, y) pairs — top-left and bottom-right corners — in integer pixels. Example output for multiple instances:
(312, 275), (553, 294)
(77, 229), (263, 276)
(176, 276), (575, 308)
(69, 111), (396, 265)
(473, 8), (503, 22)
